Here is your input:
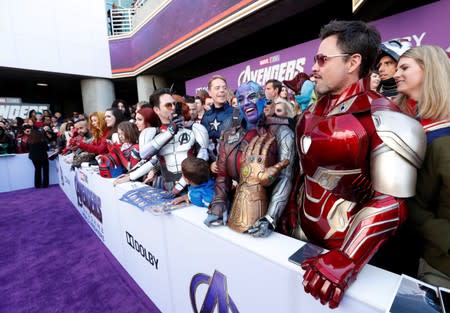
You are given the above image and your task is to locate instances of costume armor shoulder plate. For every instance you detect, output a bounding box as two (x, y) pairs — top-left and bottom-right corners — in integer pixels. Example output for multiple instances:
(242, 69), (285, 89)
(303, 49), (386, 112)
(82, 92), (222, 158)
(371, 110), (426, 197)
(139, 127), (157, 146)
(191, 123), (209, 149)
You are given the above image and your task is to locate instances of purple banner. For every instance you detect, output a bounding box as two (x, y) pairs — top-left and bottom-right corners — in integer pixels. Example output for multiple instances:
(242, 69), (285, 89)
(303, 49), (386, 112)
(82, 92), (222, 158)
(186, 0), (450, 95)
(110, 0), (249, 75)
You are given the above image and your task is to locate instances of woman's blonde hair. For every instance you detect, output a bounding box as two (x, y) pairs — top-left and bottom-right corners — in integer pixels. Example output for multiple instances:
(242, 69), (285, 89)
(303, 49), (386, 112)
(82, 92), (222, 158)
(397, 45), (450, 120)
(89, 111), (107, 141)
(275, 98), (295, 118)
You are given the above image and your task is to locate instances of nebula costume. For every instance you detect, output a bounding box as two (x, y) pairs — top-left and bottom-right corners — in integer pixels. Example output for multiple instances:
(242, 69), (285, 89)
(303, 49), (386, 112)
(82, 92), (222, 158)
(206, 81), (295, 237)
(281, 78), (426, 308)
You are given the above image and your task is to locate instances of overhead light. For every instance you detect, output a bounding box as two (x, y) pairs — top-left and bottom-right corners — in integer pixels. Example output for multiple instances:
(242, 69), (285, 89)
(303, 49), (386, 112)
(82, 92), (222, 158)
(36, 83), (48, 87)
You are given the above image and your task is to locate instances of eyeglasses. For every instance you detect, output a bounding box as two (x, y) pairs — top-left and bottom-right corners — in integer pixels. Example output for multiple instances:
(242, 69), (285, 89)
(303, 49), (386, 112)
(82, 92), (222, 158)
(314, 53), (350, 66)
(163, 102), (177, 109)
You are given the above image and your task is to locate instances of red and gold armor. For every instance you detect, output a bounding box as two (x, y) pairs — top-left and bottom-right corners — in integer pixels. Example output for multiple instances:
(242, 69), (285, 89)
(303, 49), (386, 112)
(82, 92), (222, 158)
(282, 79), (426, 308)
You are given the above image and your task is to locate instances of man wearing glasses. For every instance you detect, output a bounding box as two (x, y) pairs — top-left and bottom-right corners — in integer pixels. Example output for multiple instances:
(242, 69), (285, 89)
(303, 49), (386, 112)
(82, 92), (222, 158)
(281, 21), (426, 308)
(137, 88), (209, 195)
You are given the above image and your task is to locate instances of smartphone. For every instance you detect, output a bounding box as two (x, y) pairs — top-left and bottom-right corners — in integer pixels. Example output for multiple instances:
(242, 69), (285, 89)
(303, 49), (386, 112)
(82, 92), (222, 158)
(174, 102), (182, 117)
(288, 243), (324, 265)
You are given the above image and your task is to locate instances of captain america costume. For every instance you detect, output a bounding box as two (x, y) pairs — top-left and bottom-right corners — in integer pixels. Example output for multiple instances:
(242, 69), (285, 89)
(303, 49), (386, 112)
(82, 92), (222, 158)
(201, 102), (233, 160)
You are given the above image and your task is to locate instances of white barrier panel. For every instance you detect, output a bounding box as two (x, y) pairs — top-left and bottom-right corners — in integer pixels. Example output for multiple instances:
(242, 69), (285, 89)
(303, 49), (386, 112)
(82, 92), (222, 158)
(167, 206), (400, 313)
(85, 171), (125, 264)
(0, 153), (58, 192)
(58, 157), (78, 206)
(57, 156), (401, 313)
(115, 182), (173, 313)
(58, 156), (124, 264)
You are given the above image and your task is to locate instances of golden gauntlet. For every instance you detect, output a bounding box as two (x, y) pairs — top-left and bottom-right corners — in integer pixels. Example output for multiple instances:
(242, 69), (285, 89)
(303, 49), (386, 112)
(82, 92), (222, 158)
(228, 134), (289, 233)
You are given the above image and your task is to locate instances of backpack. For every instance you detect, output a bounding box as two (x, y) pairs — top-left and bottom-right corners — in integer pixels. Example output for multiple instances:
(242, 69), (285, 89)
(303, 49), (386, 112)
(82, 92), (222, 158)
(97, 143), (125, 178)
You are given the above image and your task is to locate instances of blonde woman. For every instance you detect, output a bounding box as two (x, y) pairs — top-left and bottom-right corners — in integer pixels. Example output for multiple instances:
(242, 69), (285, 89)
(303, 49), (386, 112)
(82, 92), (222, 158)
(274, 98), (295, 118)
(395, 45), (450, 287)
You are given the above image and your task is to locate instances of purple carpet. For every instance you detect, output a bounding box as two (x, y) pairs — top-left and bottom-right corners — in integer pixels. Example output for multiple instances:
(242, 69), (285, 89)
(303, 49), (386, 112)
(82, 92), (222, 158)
(0, 185), (161, 313)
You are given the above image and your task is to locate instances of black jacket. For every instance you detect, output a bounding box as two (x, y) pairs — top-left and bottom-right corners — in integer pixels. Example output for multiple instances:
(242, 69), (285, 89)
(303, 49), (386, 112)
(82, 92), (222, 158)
(28, 141), (49, 161)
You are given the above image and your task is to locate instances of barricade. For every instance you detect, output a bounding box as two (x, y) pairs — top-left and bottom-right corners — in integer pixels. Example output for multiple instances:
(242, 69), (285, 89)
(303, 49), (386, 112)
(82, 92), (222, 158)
(58, 155), (400, 313)
(0, 153), (58, 192)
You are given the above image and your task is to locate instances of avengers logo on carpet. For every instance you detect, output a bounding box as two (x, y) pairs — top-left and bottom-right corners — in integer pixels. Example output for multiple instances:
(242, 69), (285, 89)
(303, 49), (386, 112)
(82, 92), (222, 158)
(74, 174), (103, 223)
(190, 270), (239, 313)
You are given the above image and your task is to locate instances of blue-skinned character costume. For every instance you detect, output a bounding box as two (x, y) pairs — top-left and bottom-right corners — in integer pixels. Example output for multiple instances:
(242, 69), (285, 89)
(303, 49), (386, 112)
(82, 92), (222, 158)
(284, 72), (316, 112)
(205, 81), (295, 237)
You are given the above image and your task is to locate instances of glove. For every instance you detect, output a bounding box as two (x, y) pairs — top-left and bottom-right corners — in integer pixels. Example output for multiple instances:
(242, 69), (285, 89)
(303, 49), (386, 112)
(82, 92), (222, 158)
(69, 136), (80, 147)
(167, 115), (184, 135)
(246, 216), (272, 237)
(204, 211), (228, 227)
(227, 134), (289, 233)
(301, 250), (357, 309)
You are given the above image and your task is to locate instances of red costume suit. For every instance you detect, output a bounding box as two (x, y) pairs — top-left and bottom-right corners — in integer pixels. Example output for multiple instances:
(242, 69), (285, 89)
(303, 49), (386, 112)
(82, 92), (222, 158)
(108, 142), (140, 171)
(284, 79), (426, 308)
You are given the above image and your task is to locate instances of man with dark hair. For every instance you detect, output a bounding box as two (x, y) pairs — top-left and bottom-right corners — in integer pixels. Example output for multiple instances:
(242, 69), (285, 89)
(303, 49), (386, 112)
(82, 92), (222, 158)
(185, 95), (200, 123)
(135, 88), (209, 194)
(281, 20), (426, 308)
(264, 79), (282, 116)
(376, 39), (412, 98)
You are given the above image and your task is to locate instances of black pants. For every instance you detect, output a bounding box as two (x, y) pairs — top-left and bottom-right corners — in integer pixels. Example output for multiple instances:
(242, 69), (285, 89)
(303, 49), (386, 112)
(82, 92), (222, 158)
(32, 159), (49, 188)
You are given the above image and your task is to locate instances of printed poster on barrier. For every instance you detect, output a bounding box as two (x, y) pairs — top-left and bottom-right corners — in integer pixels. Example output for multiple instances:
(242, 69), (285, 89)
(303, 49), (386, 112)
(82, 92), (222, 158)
(386, 274), (447, 313)
(119, 185), (188, 215)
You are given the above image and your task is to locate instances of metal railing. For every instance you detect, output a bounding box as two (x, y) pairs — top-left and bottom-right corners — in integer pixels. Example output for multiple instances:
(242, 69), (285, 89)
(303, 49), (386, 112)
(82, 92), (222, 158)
(108, 0), (165, 37)
(133, 0), (147, 8)
(109, 7), (136, 36)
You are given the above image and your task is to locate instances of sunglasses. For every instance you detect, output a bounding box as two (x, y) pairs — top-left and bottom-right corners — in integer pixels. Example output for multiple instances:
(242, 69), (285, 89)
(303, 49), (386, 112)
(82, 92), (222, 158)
(163, 102), (179, 109)
(314, 53), (350, 67)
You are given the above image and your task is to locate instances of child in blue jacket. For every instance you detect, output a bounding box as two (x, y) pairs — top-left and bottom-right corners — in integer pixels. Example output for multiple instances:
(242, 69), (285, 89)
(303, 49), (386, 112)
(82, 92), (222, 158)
(171, 157), (214, 208)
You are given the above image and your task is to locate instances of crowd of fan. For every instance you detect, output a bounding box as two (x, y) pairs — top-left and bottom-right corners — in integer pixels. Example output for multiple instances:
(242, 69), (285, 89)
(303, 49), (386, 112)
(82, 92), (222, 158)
(0, 109), (66, 154)
(2, 25), (450, 299)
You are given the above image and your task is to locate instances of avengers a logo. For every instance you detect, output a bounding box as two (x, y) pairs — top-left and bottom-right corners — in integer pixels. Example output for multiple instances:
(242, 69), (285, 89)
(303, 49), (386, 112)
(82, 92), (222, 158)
(178, 132), (190, 145)
(190, 270), (239, 313)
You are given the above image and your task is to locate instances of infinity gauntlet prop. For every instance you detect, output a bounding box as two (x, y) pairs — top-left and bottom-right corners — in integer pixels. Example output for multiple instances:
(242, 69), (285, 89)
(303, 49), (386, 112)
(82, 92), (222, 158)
(228, 134), (289, 233)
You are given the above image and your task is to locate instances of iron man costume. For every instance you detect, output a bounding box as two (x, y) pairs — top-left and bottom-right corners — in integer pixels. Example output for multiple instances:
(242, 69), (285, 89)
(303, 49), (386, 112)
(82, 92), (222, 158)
(283, 79), (426, 308)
